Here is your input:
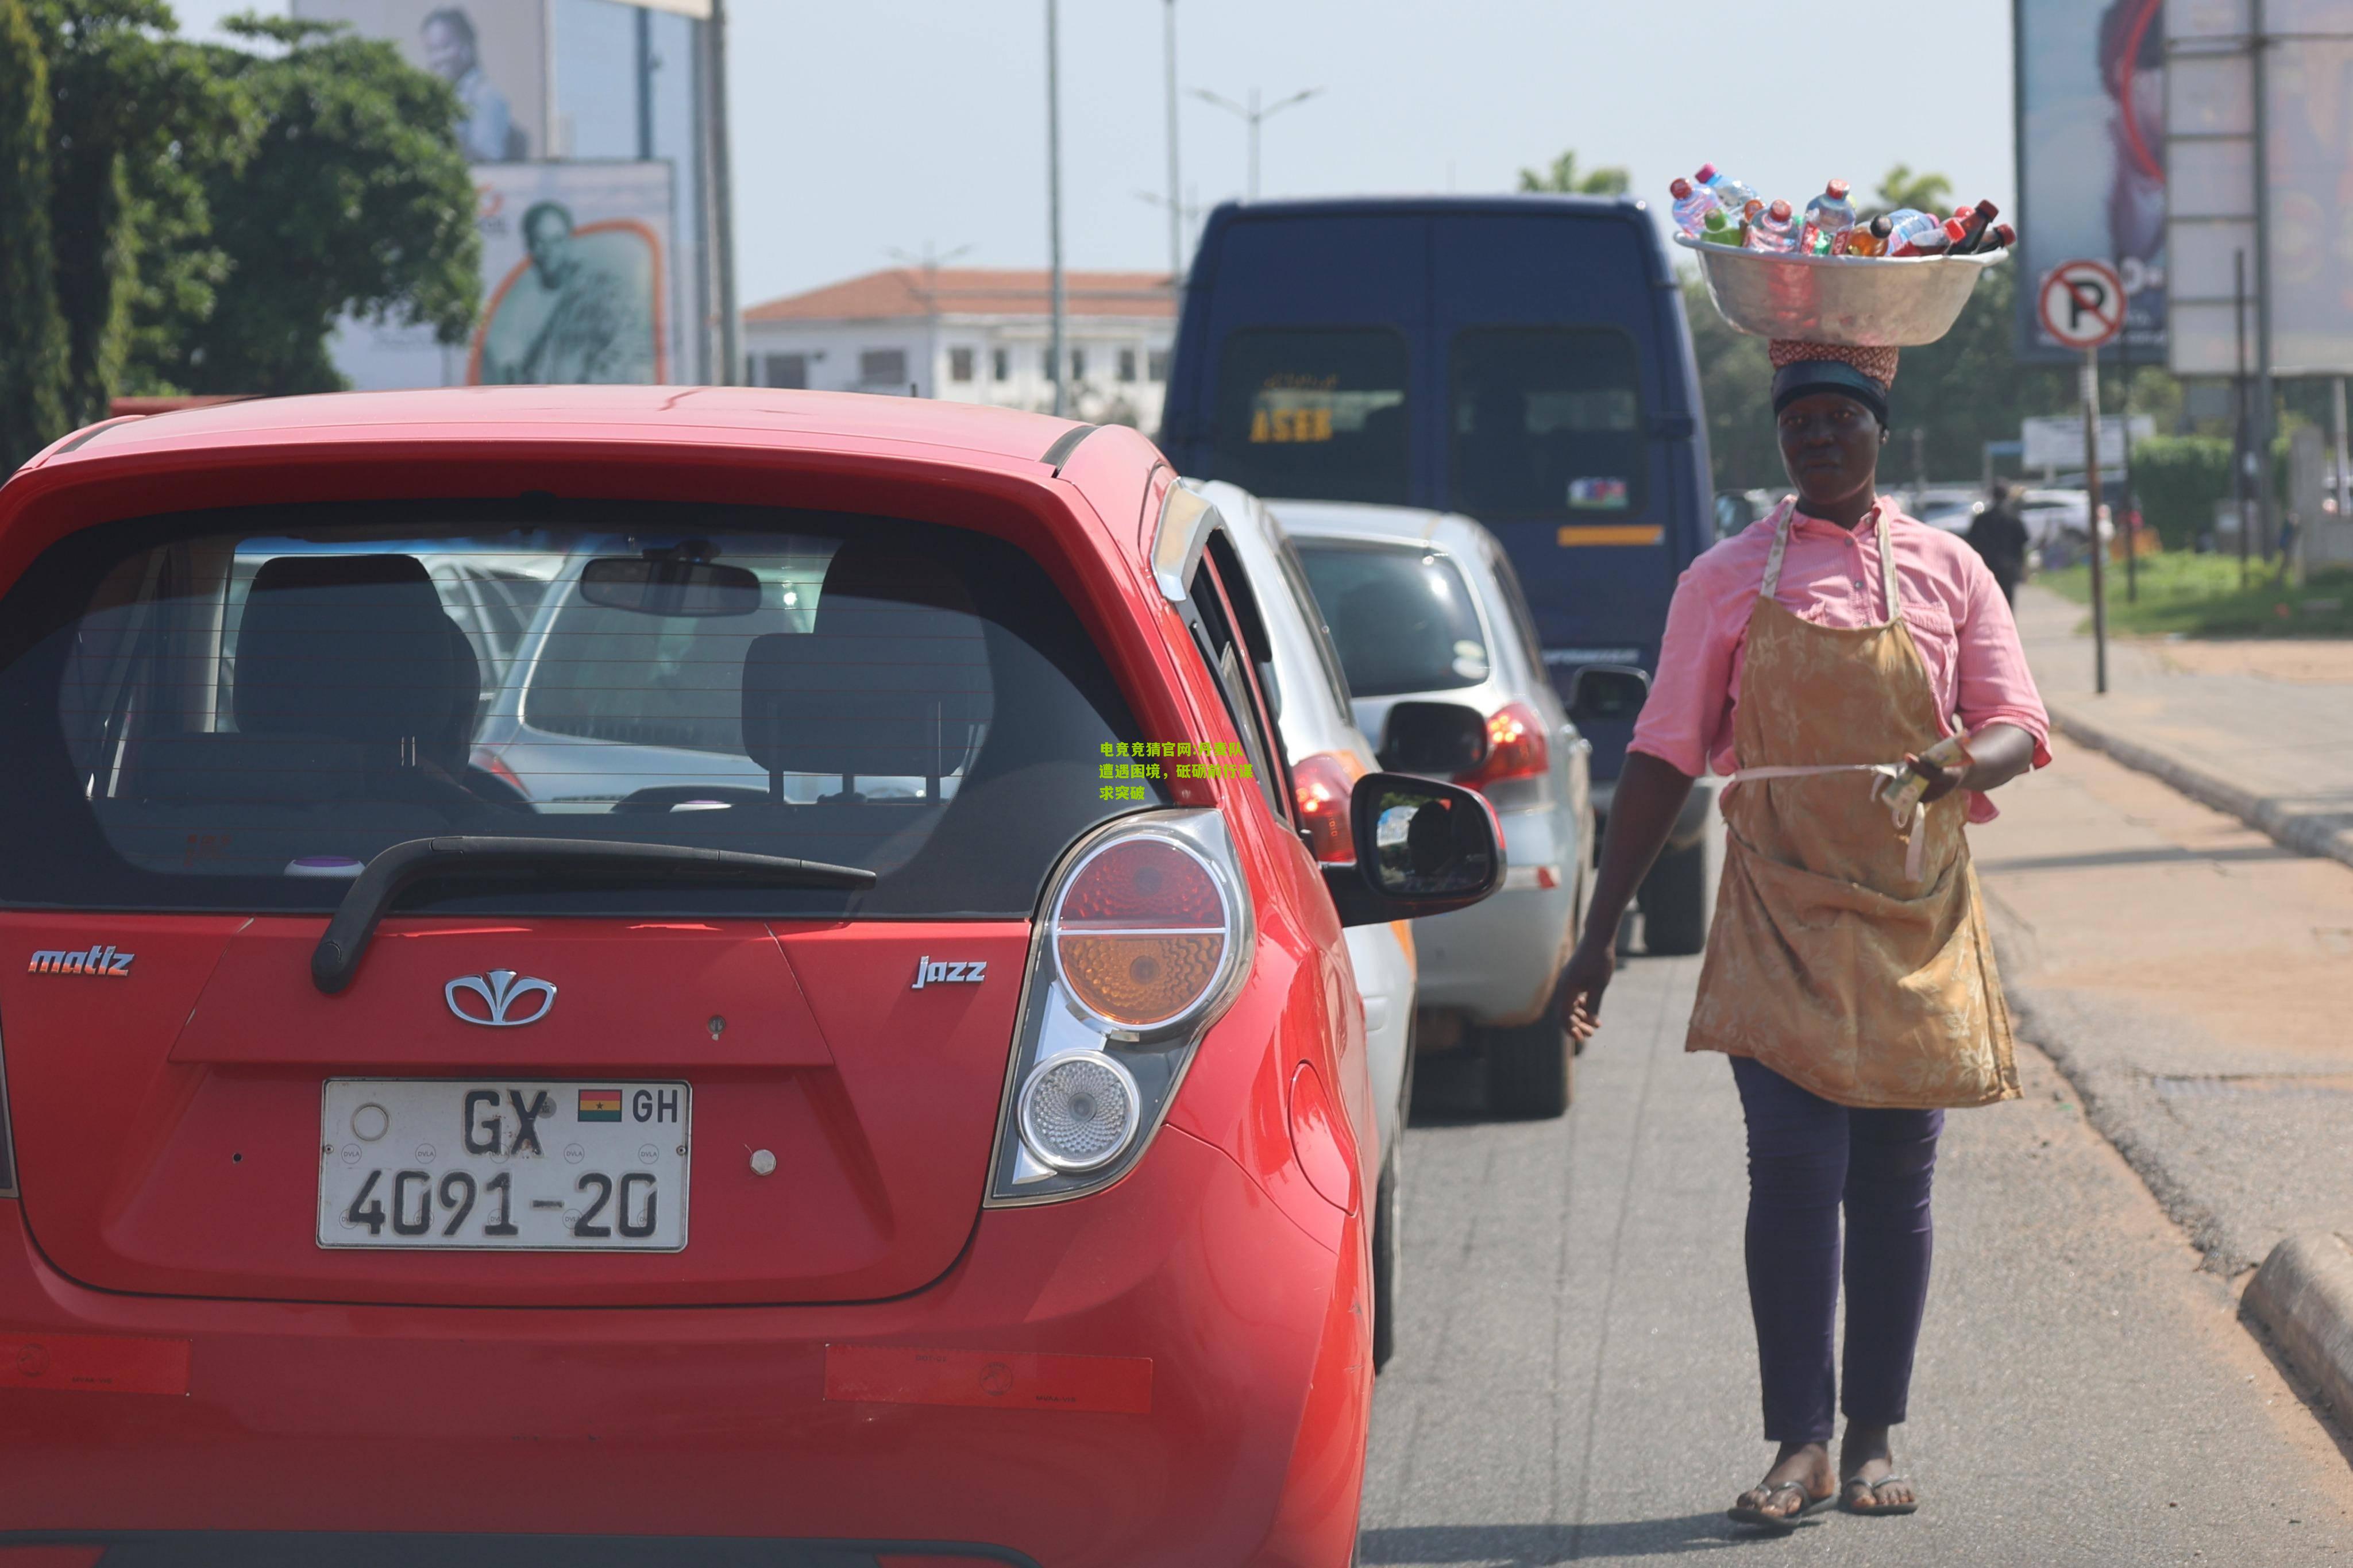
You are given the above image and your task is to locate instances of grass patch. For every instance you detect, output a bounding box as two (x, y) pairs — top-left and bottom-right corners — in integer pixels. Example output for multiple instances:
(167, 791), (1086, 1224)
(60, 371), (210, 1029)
(2039, 553), (2353, 637)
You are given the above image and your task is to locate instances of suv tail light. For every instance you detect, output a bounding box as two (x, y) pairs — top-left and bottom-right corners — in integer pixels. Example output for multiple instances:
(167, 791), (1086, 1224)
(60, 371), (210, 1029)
(1290, 751), (1363, 864)
(987, 812), (1252, 1204)
(1459, 702), (1549, 791)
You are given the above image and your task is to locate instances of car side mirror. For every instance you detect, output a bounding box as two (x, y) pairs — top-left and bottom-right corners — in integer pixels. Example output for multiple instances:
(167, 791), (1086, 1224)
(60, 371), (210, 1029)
(1378, 701), (1488, 776)
(1568, 663), (1649, 726)
(1321, 772), (1505, 928)
(580, 556), (762, 617)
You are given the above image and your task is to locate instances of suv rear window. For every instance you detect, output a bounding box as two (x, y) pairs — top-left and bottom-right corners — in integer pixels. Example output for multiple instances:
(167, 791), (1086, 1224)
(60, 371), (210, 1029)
(1293, 539), (1488, 697)
(1212, 328), (1410, 505)
(0, 501), (1162, 919)
(1450, 327), (1645, 519)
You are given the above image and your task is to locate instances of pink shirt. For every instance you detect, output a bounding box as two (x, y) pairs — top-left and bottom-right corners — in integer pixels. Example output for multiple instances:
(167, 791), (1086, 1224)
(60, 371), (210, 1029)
(1629, 497), (2051, 822)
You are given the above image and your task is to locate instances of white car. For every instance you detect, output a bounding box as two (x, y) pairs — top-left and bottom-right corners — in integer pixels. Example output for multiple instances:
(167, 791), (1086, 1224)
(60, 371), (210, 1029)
(1191, 480), (1419, 1373)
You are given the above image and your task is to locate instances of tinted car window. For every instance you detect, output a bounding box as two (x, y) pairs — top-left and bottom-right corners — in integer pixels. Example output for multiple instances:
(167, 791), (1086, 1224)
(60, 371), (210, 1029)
(1213, 328), (1409, 504)
(1451, 327), (1645, 519)
(1294, 540), (1489, 697)
(0, 501), (1161, 919)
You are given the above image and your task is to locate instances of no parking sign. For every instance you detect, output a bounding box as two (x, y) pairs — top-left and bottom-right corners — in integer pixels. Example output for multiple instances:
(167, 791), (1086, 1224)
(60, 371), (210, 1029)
(2038, 260), (2126, 353)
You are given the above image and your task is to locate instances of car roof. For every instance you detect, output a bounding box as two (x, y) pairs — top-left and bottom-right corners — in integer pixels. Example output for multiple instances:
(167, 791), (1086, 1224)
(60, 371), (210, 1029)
(1264, 499), (1498, 557)
(23, 387), (1094, 470)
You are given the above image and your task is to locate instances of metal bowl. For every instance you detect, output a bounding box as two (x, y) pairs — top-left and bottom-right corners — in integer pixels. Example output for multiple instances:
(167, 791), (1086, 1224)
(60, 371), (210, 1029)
(1675, 234), (2006, 347)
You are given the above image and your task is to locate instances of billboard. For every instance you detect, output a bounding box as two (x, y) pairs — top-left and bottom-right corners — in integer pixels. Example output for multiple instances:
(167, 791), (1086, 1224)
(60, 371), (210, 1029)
(469, 162), (676, 385)
(293, 0), (544, 163)
(2016, 0), (2167, 359)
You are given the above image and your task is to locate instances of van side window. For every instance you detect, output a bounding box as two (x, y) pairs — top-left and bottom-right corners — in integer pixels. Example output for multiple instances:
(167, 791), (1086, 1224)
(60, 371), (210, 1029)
(1183, 542), (1291, 824)
(1450, 327), (1645, 520)
(1210, 328), (1410, 505)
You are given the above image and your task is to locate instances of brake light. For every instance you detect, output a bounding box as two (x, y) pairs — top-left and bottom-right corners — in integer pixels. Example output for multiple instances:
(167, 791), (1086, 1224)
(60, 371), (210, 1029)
(1459, 702), (1548, 790)
(1290, 751), (1362, 864)
(1052, 836), (1231, 1033)
(469, 745), (531, 799)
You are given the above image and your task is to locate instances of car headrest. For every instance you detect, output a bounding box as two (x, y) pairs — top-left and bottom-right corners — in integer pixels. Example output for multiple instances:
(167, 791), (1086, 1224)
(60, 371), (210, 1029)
(741, 547), (991, 785)
(234, 555), (475, 761)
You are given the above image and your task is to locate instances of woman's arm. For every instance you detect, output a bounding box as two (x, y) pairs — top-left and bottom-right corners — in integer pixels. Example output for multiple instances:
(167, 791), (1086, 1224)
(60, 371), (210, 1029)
(1907, 721), (2034, 802)
(1557, 750), (1696, 1038)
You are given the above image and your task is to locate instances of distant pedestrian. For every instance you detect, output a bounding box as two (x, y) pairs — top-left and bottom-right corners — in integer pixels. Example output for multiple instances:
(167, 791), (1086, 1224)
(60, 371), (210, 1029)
(1968, 483), (2031, 607)
(1559, 339), (2051, 1534)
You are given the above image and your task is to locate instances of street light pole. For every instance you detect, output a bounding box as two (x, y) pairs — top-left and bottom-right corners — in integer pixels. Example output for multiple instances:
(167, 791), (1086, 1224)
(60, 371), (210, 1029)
(707, 0), (738, 385)
(1045, 0), (1066, 417)
(1192, 85), (1323, 202)
(1163, 0), (1182, 285)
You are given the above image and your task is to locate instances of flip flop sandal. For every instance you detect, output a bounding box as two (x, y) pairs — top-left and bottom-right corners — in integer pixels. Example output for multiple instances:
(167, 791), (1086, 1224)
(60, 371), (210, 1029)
(1841, 1473), (1920, 1516)
(1726, 1478), (1834, 1532)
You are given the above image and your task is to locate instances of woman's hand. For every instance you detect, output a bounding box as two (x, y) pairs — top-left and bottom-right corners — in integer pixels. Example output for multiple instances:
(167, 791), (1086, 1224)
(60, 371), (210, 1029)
(1908, 723), (2036, 804)
(1903, 748), (1970, 804)
(1558, 935), (1615, 1044)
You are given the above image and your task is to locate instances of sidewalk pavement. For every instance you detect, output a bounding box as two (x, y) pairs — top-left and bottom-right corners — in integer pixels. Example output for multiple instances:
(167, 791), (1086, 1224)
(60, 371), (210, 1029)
(1991, 586), (2353, 1438)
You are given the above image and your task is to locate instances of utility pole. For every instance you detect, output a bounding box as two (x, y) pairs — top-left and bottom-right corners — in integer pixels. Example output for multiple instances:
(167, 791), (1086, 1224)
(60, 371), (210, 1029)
(2083, 347), (2108, 695)
(1045, 0), (1066, 416)
(1193, 85), (1322, 202)
(2252, 0), (2277, 560)
(708, 0), (738, 385)
(1163, 0), (1182, 286)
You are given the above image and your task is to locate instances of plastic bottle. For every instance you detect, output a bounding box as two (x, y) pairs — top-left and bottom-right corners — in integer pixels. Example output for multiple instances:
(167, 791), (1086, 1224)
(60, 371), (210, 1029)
(1743, 198), (1799, 253)
(1885, 208), (1947, 257)
(1802, 179), (1857, 254)
(1847, 215), (1895, 257)
(1697, 163), (1760, 217)
(1949, 198), (1999, 252)
(1669, 177), (1721, 237)
(1699, 207), (1741, 247)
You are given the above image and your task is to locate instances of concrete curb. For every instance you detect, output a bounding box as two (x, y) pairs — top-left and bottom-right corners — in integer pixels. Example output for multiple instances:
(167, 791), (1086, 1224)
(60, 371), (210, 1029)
(2045, 697), (2353, 873)
(2245, 1232), (2353, 1422)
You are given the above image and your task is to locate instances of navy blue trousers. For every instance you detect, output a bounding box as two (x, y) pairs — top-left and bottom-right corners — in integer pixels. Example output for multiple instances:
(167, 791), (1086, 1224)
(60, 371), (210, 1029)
(1729, 1055), (1943, 1446)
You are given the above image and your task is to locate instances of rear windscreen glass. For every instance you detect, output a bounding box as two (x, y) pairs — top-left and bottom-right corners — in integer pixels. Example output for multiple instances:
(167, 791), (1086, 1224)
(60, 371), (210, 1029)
(1212, 328), (1409, 504)
(1451, 327), (1645, 520)
(1293, 540), (1488, 698)
(0, 502), (1163, 919)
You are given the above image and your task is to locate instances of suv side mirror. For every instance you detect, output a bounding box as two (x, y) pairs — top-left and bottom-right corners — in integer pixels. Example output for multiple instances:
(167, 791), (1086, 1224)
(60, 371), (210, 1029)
(1321, 772), (1505, 928)
(1378, 701), (1488, 776)
(1568, 663), (1649, 726)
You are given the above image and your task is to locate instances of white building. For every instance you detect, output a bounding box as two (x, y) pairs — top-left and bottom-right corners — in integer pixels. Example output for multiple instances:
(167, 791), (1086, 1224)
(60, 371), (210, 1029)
(740, 268), (1178, 432)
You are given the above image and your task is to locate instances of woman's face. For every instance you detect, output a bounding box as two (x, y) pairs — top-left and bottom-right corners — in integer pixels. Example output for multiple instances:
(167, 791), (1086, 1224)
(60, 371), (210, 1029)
(1777, 392), (1883, 513)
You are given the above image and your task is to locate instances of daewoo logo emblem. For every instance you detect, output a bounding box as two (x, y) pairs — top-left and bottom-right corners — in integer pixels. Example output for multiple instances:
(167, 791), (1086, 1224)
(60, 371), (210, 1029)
(445, 970), (557, 1027)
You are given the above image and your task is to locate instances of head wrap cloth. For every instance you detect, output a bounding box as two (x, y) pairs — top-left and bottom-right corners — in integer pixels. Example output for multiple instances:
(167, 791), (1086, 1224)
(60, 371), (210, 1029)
(1769, 339), (1899, 428)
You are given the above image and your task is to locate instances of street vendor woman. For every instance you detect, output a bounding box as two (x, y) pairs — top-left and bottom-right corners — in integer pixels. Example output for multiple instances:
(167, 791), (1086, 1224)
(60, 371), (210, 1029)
(1557, 339), (2050, 1531)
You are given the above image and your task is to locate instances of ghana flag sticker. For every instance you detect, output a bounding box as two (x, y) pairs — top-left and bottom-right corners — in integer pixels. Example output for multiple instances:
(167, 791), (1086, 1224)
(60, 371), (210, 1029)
(578, 1088), (623, 1123)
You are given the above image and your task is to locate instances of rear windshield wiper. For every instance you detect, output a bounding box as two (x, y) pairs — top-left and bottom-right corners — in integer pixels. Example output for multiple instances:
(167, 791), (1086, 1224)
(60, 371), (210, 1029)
(312, 835), (877, 995)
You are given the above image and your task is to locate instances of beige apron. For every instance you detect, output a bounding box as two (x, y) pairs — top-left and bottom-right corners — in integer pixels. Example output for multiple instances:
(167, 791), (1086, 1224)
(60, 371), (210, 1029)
(1684, 501), (2020, 1111)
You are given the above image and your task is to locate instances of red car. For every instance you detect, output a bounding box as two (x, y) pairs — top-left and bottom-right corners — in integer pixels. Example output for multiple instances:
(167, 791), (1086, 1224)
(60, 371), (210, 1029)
(0, 389), (1499, 1566)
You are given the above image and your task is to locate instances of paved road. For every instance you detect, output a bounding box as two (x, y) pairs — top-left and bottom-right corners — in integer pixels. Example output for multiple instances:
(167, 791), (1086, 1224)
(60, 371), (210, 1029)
(1359, 829), (2353, 1565)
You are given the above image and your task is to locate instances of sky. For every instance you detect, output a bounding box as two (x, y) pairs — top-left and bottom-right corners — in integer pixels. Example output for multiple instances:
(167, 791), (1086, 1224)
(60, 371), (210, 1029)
(171, 0), (2018, 309)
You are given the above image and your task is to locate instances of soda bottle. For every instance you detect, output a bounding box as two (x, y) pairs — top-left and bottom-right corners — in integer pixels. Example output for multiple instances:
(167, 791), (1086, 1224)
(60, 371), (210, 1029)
(1697, 162), (1760, 216)
(1949, 198), (1999, 252)
(1847, 215), (1895, 257)
(1669, 177), (1721, 237)
(1699, 207), (1741, 246)
(1743, 198), (1799, 253)
(1885, 208), (1947, 257)
(1803, 179), (1857, 253)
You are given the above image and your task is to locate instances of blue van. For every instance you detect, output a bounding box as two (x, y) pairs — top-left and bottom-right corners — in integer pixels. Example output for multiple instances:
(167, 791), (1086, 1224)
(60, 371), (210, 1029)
(1160, 195), (1716, 951)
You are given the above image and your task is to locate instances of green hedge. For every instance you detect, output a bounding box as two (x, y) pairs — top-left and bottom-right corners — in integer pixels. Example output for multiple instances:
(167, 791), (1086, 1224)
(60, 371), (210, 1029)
(2130, 436), (2233, 550)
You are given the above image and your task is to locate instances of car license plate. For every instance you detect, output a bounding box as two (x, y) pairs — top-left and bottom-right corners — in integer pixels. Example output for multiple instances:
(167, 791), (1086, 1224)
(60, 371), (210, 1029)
(318, 1079), (689, 1251)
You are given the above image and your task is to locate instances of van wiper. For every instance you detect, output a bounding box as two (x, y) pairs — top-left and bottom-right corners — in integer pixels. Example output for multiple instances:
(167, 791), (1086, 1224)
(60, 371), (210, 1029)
(311, 835), (877, 995)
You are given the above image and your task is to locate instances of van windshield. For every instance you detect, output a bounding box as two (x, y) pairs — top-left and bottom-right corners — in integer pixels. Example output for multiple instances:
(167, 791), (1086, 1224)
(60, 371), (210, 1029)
(0, 501), (1163, 918)
(1212, 328), (1410, 504)
(1451, 327), (1645, 519)
(1293, 539), (1488, 698)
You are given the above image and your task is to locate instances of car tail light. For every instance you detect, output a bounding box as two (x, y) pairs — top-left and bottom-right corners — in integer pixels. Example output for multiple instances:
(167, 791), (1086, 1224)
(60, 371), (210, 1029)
(1290, 751), (1363, 864)
(469, 744), (531, 800)
(1459, 702), (1549, 790)
(988, 812), (1252, 1204)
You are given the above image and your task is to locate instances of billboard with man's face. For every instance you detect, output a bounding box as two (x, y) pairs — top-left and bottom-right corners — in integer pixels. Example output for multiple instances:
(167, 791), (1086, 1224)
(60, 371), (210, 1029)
(469, 162), (676, 385)
(294, 0), (543, 163)
(2016, 0), (2168, 358)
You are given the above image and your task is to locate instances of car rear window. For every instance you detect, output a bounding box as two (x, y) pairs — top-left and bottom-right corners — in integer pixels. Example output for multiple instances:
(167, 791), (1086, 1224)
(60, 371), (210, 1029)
(1293, 539), (1488, 697)
(1212, 327), (1410, 505)
(0, 501), (1163, 919)
(1450, 327), (1645, 520)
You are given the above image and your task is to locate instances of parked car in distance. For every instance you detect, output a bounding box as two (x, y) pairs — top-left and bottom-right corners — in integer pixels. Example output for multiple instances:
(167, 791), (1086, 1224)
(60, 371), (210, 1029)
(1159, 196), (1718, 958)
(1276, 500), (1605, 1118)
(0, 387), (1509, 1565)
(1892, 485), (1987, 534)
(1192, 478), (1418, 1368)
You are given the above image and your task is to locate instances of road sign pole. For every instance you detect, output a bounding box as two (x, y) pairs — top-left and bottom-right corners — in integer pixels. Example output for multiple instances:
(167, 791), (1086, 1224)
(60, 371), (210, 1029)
(2082, 349), (2107, 696)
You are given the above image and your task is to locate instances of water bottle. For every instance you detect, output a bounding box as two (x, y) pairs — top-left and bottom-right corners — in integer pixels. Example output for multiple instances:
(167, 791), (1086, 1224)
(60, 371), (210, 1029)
(1696, 163), (1759, 217)
(1884, 208), (1945, 257)
(1699, 207), (1741, 247)
(1803, 179), (1857, 253)
(1743, 198), (1799, 253)
(1669, 177), (1721, 237)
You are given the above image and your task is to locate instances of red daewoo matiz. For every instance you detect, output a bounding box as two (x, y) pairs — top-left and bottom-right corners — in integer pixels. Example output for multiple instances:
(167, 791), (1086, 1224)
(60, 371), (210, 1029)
(0, 389), (1499, 1566)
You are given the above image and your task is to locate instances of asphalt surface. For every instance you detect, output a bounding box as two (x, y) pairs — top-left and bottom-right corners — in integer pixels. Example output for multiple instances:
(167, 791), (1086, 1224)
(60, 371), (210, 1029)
(1358, 827), (2353, 1566)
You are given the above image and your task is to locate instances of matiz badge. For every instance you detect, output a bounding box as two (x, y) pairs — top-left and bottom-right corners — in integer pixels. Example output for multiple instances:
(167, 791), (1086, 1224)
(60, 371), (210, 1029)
(28, 944), (134, 978)
(912, 956), (988, 989)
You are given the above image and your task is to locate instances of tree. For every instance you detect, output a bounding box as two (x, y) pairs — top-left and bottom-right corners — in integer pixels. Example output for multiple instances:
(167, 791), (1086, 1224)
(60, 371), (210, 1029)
(0, 0), (68, 468)
(141, 16), (480, 396)
(1518, 149), (1630, 197)
(1872, 163), (1953, 217)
